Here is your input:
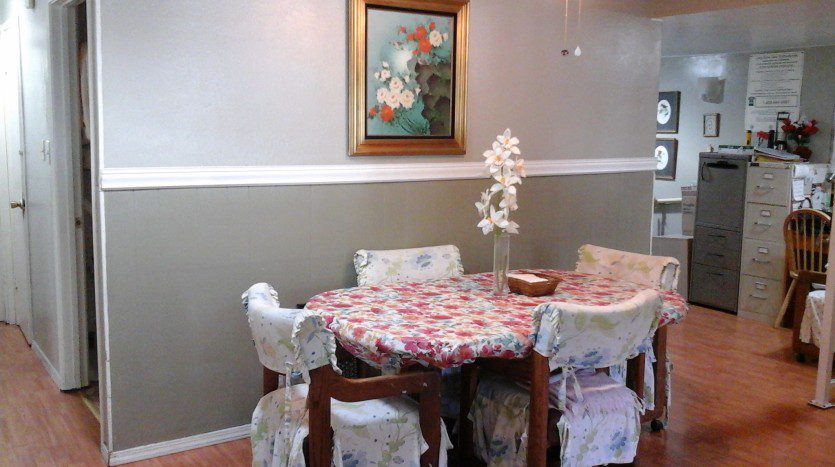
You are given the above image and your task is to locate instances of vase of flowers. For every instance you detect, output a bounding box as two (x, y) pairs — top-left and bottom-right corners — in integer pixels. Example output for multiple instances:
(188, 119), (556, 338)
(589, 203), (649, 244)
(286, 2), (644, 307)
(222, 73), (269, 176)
(475, 129), (527, 295)
(782, 117), (819, 159)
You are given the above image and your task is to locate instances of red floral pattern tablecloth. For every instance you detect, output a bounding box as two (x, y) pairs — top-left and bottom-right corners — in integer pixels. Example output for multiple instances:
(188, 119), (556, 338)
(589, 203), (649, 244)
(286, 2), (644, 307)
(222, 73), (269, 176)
(305, 270), (687, 369)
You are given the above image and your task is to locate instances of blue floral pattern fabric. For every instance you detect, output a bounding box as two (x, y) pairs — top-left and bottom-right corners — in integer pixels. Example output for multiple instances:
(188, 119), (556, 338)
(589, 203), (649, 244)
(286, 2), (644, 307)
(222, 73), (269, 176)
(353, 245), (464, 287)
(244, 283), (452, 466)
(469, 290), (662, 466)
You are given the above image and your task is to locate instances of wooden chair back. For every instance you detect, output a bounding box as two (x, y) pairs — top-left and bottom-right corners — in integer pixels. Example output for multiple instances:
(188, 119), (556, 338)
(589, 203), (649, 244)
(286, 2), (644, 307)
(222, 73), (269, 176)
(784, 209), (831, 275)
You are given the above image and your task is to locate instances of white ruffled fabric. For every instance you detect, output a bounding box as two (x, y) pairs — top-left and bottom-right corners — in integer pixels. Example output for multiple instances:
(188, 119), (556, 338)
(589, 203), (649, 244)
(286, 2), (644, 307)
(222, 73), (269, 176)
(353, 245), (464, 287)
(802, 290), (826, 347)
(469, 371), (643, 467)
(252, 384), (453, 467)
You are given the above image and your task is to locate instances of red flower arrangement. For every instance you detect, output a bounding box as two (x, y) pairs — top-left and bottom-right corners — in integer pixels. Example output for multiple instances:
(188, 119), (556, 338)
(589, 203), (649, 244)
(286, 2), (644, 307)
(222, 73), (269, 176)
(782, 118), (819, 157)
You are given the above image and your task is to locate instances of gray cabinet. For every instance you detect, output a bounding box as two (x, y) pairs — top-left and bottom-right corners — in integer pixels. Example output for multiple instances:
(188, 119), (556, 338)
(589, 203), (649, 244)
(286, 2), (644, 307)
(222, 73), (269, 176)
(689, 153), (749, 312)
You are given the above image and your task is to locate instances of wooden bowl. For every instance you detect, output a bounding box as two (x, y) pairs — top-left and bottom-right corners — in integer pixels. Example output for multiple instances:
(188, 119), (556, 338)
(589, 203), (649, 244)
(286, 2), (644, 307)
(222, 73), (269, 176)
(508, 273), (562, 297)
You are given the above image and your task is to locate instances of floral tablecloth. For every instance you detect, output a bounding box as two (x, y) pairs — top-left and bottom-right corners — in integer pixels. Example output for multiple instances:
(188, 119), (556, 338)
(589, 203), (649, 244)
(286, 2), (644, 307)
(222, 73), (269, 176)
(305, 270), (687, 370)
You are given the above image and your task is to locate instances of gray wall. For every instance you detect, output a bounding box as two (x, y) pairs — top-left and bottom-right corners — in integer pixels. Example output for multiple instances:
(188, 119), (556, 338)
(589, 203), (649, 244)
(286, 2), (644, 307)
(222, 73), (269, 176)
(1, 0), (63, 373)
(654, 45), (835, 235)
(103, 172), (654, 449)
(95, 0), (663, 451)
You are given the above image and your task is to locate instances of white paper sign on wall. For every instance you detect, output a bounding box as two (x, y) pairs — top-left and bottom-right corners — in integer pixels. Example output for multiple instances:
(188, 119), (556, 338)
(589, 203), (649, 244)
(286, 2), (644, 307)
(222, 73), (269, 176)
(744, 51), (804, 135)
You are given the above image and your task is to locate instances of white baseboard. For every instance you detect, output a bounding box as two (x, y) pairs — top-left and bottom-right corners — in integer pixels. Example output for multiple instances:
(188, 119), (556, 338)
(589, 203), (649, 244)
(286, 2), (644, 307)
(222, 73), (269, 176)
(31, 341), (65, 389)
(100, 157), (657, 191)
(108, 424), (250, 465)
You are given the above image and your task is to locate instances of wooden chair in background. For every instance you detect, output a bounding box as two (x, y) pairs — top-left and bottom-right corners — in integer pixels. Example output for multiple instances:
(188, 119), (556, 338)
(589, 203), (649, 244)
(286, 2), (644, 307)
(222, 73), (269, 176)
(774, 209), (831, 328)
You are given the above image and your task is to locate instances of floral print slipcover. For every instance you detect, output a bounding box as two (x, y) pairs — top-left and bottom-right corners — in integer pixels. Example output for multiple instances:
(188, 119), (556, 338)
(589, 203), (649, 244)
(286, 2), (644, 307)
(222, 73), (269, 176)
(243, 283), (451, 466)
(353, 245), (464, 287)
(469, 291), (661, 466)
(575, 245), (681, 415)
(802, 290), (826, 347)
(470, 371), (642, 467)
(575, 244), (680, 291)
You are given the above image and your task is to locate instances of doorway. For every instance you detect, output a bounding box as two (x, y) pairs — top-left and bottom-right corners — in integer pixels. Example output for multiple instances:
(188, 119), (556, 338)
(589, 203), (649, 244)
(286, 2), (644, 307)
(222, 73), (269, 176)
(0, 16), (33, 344)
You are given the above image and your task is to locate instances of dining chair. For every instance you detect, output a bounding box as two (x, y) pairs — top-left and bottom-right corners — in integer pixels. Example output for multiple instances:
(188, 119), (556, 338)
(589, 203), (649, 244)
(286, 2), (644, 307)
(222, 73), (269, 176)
(353, 244), (464, 287)
(575, 244), (679, 428)
(243, 283), (452, 467)
(774, 209), (830, 328)
(469, 289), (662, 467)
(353, 244), (465, 418)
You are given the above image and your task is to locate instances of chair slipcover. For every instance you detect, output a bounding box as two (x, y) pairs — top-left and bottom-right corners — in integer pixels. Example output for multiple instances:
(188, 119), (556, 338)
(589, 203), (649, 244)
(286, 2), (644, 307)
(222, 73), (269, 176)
(575, 244), (679, 415)
(354, 245), (464, 287)
(802, 290), (826, 348)
(244, 283), (451, 467)
(469, 290), (661, 467)
(575, 244), (680, 291)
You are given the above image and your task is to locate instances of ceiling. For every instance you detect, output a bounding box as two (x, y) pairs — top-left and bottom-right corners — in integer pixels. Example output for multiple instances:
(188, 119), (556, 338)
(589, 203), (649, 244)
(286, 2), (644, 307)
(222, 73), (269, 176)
(661, 0), (835, 56)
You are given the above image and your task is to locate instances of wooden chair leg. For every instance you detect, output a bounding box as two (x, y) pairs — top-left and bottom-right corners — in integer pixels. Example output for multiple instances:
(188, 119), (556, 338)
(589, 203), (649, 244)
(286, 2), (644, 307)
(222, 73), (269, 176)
(418, 377), (441, 467)
(458, 364), (478, 465)
(307, 377), (332, 467)
(526, 354), (549, 467)
(774, 277), (797, 328)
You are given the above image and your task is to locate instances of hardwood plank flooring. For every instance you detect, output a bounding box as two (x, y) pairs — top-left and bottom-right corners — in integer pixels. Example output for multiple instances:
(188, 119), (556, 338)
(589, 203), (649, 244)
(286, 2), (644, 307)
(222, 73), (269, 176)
(2, 306), (833, 466)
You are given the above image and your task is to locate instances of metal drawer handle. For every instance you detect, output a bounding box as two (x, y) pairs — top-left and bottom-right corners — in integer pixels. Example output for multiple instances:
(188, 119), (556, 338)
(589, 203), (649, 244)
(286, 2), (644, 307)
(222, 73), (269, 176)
(749, 294), (768, 300)
(752, 258), (771, 264)
(755, 184), (775, 190)
(706, 272), (725, 277)
(754, 221), (773, 227)
(707, 253), (725, 257)
(707, 234), (727, 239)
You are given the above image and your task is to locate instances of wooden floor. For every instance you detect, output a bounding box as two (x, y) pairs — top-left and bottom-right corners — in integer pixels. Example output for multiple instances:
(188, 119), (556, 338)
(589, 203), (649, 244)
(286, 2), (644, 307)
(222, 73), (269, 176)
(1, 306), (833, 466)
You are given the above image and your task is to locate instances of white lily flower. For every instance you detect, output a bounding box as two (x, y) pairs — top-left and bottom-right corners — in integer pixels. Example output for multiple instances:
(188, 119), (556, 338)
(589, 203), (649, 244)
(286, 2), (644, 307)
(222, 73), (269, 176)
(504, 220), (520, 234)
(514, 158), (527, 178)
(380, 69), (391, 80)
(483, 142), (510, 172)
(399, 89), (416, 109)
(474, 190), (491, 216)
(492, 165), (521, 186)
(429, 30), (443, 47)
(477, 206), (508, 235)
(500, 186), (518, 211)
(384, 90), (401, 109)
(496, 128), (521, 155)
(389, 77), (404, 93)
(376, 87), (389, 104)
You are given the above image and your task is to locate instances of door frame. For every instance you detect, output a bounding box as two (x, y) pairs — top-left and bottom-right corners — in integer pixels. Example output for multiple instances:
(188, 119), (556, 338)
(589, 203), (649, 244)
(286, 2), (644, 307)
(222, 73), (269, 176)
(48, 0), (111, 455)
(0, 16), (33, 341)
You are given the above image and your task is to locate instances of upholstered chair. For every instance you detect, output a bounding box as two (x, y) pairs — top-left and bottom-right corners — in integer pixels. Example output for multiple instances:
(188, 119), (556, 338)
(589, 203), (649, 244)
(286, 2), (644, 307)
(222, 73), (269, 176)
(353, 245), (465, 418)
(470, 290), (662, 466)
(576, 244), (679, 424)
(353, 245), (464, 287)
(243, 283), (452, 466)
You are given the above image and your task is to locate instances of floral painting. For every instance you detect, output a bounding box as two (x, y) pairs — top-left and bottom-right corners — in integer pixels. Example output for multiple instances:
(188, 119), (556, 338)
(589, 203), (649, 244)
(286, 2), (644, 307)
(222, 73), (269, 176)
(366, 8), (455, 137)
(349, 0), (469, 156)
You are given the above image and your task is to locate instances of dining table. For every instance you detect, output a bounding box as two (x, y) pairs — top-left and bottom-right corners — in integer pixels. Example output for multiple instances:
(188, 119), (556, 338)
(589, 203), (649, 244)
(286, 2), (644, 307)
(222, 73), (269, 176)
(304, 269), (688, 465)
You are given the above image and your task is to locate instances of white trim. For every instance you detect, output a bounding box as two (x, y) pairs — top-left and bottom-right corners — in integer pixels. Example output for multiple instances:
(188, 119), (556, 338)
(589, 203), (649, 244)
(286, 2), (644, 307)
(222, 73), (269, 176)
(32, 341), (63, 387)
(108, 425), (250, 465)
(100, 157), (657, 191)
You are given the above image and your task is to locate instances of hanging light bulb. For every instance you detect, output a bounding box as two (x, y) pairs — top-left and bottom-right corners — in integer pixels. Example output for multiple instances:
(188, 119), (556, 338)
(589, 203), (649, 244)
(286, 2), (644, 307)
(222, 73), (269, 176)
(574, 46), (582, 56)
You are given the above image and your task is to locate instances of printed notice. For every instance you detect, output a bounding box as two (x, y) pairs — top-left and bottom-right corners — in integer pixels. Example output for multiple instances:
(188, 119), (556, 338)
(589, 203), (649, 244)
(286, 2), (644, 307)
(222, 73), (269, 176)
(744, 51), (804, 135)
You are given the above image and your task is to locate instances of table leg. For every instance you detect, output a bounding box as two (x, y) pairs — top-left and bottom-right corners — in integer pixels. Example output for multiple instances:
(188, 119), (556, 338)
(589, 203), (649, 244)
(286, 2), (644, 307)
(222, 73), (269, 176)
(458, 364), (478, 465)
(527, 353), (549, 467)
(653, 326), (669, 423)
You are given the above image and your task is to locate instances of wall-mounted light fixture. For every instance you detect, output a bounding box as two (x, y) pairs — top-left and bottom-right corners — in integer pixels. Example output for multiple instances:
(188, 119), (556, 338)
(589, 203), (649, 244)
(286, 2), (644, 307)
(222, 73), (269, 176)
(560, 0), (582, 57)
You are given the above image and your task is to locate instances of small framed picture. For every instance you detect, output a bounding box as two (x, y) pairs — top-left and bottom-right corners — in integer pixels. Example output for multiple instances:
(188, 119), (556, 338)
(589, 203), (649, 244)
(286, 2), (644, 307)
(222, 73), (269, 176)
(703, 113), (720, 137)
(657, 91), (680, 133)
(654, 138), (678, 180)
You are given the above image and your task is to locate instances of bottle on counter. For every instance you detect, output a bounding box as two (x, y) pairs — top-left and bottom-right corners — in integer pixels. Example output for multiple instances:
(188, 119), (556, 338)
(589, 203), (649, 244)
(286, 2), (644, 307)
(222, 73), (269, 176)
(767, 125), (775, 149)
(745, 126), (753, 146)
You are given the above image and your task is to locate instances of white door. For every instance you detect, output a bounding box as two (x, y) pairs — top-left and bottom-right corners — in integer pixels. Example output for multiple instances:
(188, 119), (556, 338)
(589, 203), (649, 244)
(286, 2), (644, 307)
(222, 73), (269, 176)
(1, 18), (33, 343)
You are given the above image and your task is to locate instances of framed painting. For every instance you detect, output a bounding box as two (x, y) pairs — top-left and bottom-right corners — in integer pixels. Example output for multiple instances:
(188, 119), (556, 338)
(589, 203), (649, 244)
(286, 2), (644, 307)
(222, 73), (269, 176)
(654, 138), (678, 180)
(657, 91), (680, 134)
(703, 113), (720, 137)
(349, 0), (469, 156)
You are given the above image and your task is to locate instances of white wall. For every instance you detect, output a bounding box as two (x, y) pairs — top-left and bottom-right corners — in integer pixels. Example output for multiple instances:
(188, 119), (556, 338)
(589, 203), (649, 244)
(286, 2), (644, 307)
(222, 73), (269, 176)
(654, 45), (835, 235)
(0, 0), (65, 382)
(99, 0), (661, 168)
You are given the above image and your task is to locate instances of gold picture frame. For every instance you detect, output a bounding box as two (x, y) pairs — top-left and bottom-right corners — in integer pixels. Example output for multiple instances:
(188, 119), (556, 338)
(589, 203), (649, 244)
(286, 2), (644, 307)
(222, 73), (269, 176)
(349, 0), (469, 156)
